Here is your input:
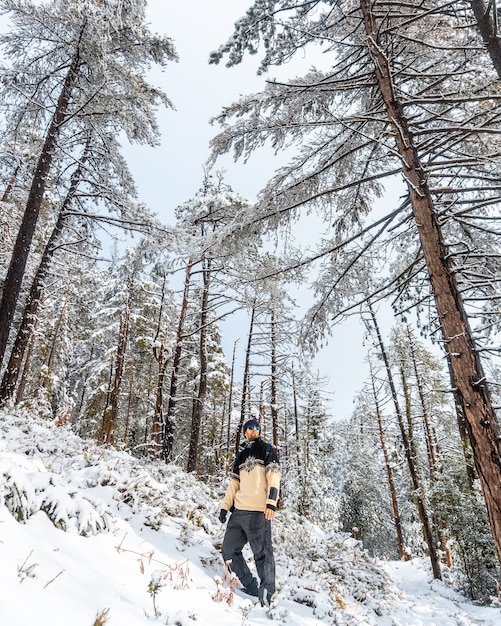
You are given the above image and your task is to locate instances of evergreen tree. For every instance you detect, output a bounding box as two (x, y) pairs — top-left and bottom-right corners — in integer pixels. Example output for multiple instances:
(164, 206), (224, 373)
(0, 0), (177, 368)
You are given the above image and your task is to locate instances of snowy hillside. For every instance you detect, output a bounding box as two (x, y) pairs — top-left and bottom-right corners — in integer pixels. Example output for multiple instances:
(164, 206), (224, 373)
(0, 408), (500, 626)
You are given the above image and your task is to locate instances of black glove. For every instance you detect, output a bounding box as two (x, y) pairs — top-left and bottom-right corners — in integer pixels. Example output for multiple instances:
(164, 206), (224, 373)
(219, 509), (228, 523)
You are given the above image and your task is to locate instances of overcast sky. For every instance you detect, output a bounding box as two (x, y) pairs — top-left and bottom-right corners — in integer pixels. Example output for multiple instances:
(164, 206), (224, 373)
(123, 0), (376, 420)
(128, 1), (274, 210)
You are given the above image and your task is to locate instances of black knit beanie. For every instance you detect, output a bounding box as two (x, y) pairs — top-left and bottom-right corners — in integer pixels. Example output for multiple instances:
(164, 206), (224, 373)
(243, 419), (261, 433)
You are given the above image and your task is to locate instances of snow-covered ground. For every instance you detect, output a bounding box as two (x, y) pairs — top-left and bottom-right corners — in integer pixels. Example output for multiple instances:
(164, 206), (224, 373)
(1, 409), (500, 626)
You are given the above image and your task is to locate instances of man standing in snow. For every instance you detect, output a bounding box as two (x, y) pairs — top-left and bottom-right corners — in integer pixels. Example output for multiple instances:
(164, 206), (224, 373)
(219, 418), (281, 607)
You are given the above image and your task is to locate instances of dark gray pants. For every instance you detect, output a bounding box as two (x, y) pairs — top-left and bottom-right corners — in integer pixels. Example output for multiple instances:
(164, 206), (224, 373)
(222, 509), (276, 594)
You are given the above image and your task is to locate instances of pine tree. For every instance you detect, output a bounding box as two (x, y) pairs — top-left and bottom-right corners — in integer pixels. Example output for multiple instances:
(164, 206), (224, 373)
(0, 0), (176, 368)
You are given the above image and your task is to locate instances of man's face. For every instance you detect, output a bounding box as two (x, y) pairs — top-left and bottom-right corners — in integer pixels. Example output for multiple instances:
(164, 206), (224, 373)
(244, 425), (261, 441)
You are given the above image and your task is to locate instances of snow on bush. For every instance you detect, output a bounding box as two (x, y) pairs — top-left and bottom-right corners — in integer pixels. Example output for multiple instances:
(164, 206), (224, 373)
(0, 458), (37, 521)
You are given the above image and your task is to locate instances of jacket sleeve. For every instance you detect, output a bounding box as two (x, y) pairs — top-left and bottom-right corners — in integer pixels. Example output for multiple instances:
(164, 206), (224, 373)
(221, 454), (240, 511)
(264, 445), (281, 510)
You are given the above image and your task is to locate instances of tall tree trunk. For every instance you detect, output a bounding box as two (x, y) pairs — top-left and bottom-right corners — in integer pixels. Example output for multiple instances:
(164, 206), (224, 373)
(445, 355), (478, 488)
(187, 258), (211, 472)
(162, 260), (193, 462)
(369, 359), (405, 560)
(235, 304), (256, 455)
(15, 307), (41, 404)
(292, 362), (308, 516)
(1, 163), (20, 203)
(44, 282), (71, 381)
(270, 309), (279, 449)
(259, 379), (266, 427)
(0, 44), (82, 368)
(305, 403), (311, 469)
(217, 395), (227, 467)
(102, 293), (131, 445)
(406, 326), (439, 481)
(0, 141), (89, 403)
(291, 362), (301, 470)
(368, 303), (442, 579)
(400, 361), (418, 474)
(124, 374), (134, 445)
(150, 277), (171, 457)
(470, 0), (501, 78)
(225, 340), (238, 465)
(362, 0), (501, 570)
(150, 335), (170, 457)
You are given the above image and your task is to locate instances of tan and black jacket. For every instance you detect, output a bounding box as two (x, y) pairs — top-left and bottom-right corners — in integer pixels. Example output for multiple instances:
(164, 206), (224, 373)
(222, 438), (281, 513)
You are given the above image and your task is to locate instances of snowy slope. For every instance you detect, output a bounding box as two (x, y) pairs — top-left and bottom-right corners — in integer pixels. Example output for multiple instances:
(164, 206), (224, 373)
(0, 408), (500, 626)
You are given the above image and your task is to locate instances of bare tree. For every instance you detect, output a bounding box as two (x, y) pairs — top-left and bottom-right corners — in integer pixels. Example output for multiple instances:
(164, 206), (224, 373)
(368, 358), (405, 560)
(149, 276), (173, 456)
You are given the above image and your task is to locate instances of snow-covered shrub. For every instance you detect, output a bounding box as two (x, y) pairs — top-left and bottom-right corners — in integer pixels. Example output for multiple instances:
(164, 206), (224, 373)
(0, 460), (112, 535)
(0, 459), (37, 521)
(38, 484), (111, 535)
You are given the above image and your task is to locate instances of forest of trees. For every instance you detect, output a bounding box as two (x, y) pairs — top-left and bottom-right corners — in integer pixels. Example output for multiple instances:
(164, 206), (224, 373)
(0, 0), (500, 605)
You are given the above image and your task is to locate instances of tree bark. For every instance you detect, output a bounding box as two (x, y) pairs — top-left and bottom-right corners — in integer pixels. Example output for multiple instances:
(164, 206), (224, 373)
(1, 163), (20, 203)
(15, 306), (41, 404)
(124, 374), (134, 445)
(225, 340), (238, 466)
(259, 379), (266, 429)
(445, 354), (478, 488)
(470, 0), (501, 79)
(362, 0), (501, 570)
(291, 362), (301, 470)
(150, 334), (170, 456)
